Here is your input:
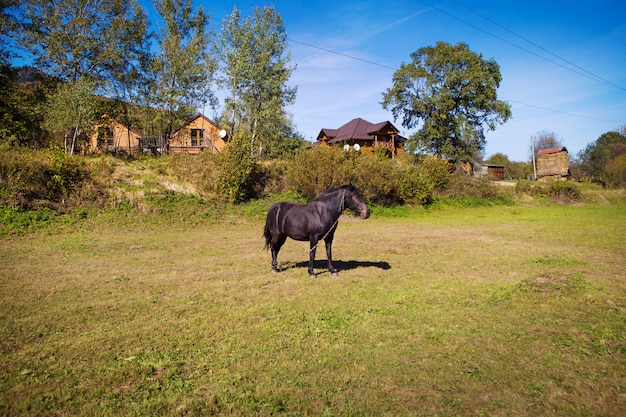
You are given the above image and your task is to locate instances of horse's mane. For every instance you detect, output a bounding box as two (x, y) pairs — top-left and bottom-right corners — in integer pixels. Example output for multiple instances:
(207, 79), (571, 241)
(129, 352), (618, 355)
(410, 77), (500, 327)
(312, 185), (352, 202)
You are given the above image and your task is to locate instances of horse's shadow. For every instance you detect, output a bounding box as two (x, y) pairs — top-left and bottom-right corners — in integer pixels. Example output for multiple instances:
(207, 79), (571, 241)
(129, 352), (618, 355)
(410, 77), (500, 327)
(280, 259), (391, 275)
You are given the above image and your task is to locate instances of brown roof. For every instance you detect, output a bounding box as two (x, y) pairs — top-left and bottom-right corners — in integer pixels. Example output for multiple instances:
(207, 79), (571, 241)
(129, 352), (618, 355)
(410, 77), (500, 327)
(538, 146), (568, 155)
(316, 117), (407, 144)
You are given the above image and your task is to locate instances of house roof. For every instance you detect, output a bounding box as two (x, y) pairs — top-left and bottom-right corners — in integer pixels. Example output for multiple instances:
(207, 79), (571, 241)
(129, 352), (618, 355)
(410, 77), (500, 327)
(170, 113), (222, 135)
(100, 115), (143, 138)
(538, 146), (568, 155)
(316, 117), (407, 144)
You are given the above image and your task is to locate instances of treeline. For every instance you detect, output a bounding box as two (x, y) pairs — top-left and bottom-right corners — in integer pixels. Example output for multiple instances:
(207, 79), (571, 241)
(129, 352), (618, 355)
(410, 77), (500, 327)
(1, 0), (301, 157)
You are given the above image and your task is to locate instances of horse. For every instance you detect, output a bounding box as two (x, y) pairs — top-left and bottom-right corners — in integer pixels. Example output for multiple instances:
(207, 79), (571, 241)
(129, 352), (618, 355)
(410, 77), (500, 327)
(263, 184), (370, 278)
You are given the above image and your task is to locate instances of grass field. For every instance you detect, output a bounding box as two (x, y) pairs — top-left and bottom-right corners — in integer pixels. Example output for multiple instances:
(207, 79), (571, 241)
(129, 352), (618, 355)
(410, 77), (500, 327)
(1, 198), (625, 416)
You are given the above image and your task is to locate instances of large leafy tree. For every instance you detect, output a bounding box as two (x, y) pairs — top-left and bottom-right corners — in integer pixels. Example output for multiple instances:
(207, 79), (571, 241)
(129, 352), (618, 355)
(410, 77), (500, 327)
(150, 0), (216, 149)
(17, 0), (147, 85)
(578, 130), (626, 187)
(382, 42), (511, 163)
(218, 5), (297, 157)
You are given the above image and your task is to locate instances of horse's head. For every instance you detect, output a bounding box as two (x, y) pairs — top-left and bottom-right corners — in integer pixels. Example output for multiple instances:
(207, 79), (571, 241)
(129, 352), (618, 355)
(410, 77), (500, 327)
(344, 184), (370, 219)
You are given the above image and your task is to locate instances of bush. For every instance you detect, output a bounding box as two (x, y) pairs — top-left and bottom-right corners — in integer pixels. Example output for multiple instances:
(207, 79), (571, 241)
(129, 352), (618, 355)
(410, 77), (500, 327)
(0, 145), (88, 209)
(215, 139), (264, 204)
(0, 145), (50, 207)
(419, 155), (451, 191)
(395, 165), (434, 205)
(440, 175), (512, 206)
(287, 146), (352, 199)
(351, 153), (398, 204)
(546, 181), (582, 203)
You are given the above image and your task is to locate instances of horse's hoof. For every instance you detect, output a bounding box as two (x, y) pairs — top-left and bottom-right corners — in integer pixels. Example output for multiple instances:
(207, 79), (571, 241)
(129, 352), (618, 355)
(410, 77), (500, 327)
(309, 274), (317, 279)
(331, 272), (338, 277)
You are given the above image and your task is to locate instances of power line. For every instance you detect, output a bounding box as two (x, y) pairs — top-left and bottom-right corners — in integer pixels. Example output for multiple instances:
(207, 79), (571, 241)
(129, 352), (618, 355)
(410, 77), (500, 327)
(286, 36), (624, 125)
(506, 99), (625, 124)
(448, 0), (626, 92)
(287, 38), (398, 71)
(417, 0), (626, 92)
(211, 9), (624, 126)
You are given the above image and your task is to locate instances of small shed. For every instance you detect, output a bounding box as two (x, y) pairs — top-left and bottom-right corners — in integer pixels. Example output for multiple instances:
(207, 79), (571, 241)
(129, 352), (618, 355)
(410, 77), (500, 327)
(537, 147), (569, 181)
(474, 163), (505, 180)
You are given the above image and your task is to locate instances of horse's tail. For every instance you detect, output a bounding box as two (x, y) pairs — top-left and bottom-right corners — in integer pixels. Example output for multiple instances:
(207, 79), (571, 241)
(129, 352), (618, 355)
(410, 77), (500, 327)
(263, 204), (278, 250)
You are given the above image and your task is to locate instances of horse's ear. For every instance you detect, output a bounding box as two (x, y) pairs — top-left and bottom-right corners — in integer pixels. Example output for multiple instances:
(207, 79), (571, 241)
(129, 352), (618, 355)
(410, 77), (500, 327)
(349, 183), (355, 190)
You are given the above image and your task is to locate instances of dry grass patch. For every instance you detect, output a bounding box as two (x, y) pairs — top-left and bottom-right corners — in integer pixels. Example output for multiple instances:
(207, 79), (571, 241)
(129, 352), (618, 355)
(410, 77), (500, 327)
(1, 202), (625, 416)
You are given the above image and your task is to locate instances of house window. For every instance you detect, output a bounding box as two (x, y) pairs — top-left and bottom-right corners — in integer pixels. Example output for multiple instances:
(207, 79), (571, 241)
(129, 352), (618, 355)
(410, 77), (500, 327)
(190, 129), (204, 147)
(98, 127), (115, 147)
(106, 128), (114, 146)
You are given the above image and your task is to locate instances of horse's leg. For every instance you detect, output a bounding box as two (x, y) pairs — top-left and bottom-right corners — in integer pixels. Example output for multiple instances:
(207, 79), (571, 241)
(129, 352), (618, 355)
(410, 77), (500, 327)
(325, 237), (338, 276)
(271, 235), (286, 273)
(308, 237), (318, 278)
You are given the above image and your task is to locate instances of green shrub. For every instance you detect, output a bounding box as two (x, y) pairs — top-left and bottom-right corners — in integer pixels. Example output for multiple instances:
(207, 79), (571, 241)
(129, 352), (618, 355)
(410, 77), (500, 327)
(351, 153), (398, 204)
(0, 145), (87, 208)
(286, 146), (352, 199)
(546, 181), (582, 203)
(395, 165), (434, 205)
(0, 146), (50, 207)
(46, 147), (87, 202)
(419, 155), (451, 191)
(439, 175), (512, 206)
(215, 139), (264, 204)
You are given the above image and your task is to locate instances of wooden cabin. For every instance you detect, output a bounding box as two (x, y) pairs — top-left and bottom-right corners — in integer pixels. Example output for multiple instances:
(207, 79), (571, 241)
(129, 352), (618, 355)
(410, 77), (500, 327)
(537, 147), (569, 181)
(169, 113), (229, 155)
(311, 118), (406, 158)
(88, 116), (142, 154)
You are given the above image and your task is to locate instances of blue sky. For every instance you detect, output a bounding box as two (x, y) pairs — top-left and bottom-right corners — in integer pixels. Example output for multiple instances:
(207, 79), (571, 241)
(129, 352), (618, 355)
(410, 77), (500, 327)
(187, 0), (624, 161)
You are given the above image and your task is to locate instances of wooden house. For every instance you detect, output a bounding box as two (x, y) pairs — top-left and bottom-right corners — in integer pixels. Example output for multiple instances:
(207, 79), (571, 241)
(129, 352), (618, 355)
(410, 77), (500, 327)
(311, 118), (407, 158)
(88, 116), (142, 154)
(169, 113), (229, 154)
(537, 147), (570, 181)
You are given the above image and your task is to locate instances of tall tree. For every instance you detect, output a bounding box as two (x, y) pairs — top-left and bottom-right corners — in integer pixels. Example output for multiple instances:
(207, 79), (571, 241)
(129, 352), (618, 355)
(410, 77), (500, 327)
(100, 2), (151, 152)
(151, 0), (216, 150)
(381, 42), (511, 163)
(218, 5), (297, 157)
(17, 0), (147, 85)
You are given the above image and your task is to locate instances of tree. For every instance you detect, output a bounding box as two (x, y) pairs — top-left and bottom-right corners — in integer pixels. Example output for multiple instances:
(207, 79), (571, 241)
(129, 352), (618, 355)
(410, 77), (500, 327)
(218, 5), (297, 157)
(381, 41), (511, 163)
(17, 0), (147, 85)
(578, 130), (626, 187)
(15, 0), (150, 152)
(150, 0), (216, 150)
(43, 79), (99, 155)
(100, 2), (151, 153)
(530, 130), (563, 163)
(0, 0), (20, 66)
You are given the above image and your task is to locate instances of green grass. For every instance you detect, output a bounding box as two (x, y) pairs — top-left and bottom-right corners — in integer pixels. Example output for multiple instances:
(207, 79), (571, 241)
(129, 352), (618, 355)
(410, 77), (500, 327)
(1, 199), (625, 416)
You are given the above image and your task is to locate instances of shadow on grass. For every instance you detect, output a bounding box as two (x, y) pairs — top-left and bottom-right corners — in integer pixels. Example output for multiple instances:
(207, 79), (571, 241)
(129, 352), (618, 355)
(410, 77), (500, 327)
(280, 259), (391, 275)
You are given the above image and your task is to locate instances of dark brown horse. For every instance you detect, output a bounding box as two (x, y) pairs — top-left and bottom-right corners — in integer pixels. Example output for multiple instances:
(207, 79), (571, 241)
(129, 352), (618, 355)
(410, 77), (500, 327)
(264, 184), (370, 278)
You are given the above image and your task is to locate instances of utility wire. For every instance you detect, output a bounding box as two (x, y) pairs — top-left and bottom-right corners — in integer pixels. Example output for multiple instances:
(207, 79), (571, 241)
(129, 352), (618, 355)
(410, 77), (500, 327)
(417, 0), (625, 92)
(448, 0), (626, 92)
(211, 9), (624, 125)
